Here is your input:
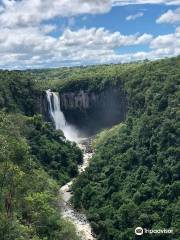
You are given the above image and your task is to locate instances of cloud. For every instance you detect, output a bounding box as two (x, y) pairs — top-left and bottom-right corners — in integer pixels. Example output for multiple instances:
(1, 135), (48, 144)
(150, 27), (180, 51)
(0, 0), (111, 27)
(0, 0), (179, 69)
(59, 28), (153, 48)
(40, 24), (57, 34)
(0, 25), (179, 69)
(112, 0), (180, 6)
(156, 7), (180, 24)
(0, 0), (179, 28)
(0, 26), (153, 68)
(51, 27), (180, 64)
(126, 12), (144, 21)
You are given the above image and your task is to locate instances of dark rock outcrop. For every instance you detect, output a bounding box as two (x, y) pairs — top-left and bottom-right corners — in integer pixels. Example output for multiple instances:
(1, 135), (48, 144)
(60, 87), (127, 135)
(37, 86), (127, 136)
(36, 92), (50, 120)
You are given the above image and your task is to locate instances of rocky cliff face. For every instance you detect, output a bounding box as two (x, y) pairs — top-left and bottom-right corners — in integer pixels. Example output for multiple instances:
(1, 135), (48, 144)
(37, 92), (50, 120)
(38, 87), (127, 136)
(60, 87), (127, 135)
(60, 91), (99, 110)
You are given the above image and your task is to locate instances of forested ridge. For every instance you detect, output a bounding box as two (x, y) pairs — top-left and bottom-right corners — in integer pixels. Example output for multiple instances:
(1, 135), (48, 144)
(72, 57), (180, 240)
(0, 72), (81, 239)
(0, 71), (37, 115)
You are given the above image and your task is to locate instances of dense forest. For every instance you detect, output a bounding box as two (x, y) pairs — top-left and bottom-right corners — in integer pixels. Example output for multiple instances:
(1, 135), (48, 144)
(0, 56), (179, 240)
(72, 57), (180, 240)
(0, 72), (82, 239)
(30, 61), (140, 92)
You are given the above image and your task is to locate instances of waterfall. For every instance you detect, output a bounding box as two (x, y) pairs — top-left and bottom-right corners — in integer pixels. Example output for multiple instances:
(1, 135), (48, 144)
(46, 89), (79, 141)
(46, 90), (66, 130)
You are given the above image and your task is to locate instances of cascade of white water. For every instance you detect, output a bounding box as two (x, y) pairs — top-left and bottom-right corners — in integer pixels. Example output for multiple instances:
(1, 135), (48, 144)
(46, 89), (79, 141)
(46, 90), (66, 130)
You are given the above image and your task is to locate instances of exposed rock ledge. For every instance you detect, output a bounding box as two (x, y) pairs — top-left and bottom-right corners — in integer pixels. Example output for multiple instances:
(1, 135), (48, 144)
(38, 87), (127, 136)
(60, 88), (127, 135)
(60, 91), (97, 110)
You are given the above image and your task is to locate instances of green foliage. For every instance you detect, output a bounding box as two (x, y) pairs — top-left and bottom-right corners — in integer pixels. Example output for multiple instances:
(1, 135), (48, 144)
(0, 70), (37, 115)
(72, 56), (180, 240)
(0, 112), (80, 240)
(31, 62), (140, 92)
(25, 115), (83, 184)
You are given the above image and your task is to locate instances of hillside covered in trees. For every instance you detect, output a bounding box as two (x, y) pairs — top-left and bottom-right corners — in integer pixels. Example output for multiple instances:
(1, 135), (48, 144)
(0, 72), (82, 239)
(71, 57), (180, 240)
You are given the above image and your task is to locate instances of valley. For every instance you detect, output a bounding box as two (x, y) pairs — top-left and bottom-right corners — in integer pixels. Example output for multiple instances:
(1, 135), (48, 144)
(0, 56), (179, 240)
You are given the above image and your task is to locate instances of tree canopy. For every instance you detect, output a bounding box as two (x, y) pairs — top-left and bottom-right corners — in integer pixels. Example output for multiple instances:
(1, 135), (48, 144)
(72, 56), (180, 240)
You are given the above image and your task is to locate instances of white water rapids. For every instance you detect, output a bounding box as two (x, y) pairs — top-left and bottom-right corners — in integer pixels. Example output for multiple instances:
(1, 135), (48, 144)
(46, 90), (96, 240)
(59, 140), (95, 240)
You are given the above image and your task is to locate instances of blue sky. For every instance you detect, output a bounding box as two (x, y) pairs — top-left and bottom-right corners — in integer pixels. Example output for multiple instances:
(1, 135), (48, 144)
(0, 0), (179, 69)
(68, 4), (176, 35)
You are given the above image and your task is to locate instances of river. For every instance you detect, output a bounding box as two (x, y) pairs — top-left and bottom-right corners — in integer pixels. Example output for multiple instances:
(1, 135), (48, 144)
(59, 138), (96, 240)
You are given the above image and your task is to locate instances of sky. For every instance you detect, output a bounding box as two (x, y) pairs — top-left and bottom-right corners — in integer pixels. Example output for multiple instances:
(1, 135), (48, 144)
(0, 0), (179, 69)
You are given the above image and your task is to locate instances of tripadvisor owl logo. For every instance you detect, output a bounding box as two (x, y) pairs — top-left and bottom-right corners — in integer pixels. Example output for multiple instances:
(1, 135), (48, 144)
(135, 227), (143, 235)
(135, 227), (173, 235)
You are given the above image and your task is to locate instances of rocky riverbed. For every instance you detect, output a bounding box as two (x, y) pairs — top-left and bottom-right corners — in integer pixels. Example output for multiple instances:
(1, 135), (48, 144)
(59, 138), (96, 240)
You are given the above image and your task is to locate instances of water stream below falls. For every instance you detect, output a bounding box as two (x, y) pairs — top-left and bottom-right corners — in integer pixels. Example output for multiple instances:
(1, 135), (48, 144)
(59, 139), (95, 240)
(46, 90), (96, 240)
